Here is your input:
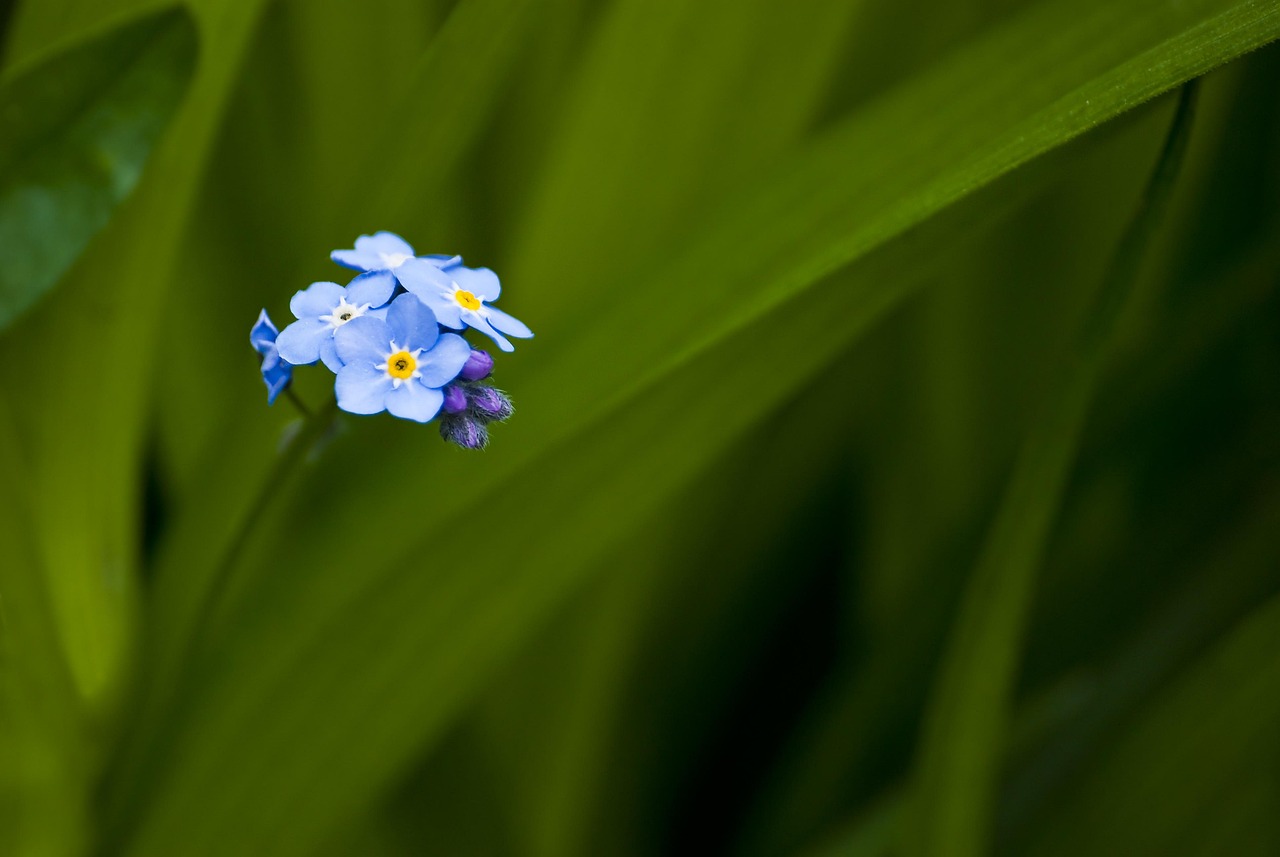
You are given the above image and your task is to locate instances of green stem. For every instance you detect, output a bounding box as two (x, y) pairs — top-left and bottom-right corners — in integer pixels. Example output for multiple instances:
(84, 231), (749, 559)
(193, 397), (339, 646)
(282, 385), (314, 420)
(96, 397), (340, 854)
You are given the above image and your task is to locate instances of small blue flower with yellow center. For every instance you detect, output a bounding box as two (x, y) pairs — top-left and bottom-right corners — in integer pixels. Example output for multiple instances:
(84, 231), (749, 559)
(250, 309), (292, 404)
(331, 231), (460, 280)
(276, 271), (396, 372)
(396, 257), (532, 353)
(333, 293), (471, 422)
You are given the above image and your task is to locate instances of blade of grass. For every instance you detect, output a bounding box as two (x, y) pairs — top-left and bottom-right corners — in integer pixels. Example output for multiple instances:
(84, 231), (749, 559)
(0, 395), (90, 857)
(1, 0), (155, 72)
(803, 797), (903, 857)
(734, 92), (1184, 856)
(999, 479), (1280, 848)
(801, 479), (1280, 857)
(349, 0), (539, 227)
(508, 0), (865, 328)
(443, 3), (872, 849)
(901, 80), (1199, 857)
(1022, 588), (1280, 856)
(0, 4), (203, 707)
(743, 137), (1280, 857)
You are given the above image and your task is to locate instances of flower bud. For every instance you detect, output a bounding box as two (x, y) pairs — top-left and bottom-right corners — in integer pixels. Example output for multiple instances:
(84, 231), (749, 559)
(459, 349), (494, 381)
(442, 384), (469, 414)
(440, 414), (489, 450)
(469, 386), (514, 422)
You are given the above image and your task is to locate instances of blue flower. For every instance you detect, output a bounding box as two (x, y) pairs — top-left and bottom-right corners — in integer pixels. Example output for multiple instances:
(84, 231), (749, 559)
(396, 257), (533, 352)
(333, 293), (471, 422)
(331, 231), (460, 278)
(276, 272), (396, 372)
(250, 309), (292, 405)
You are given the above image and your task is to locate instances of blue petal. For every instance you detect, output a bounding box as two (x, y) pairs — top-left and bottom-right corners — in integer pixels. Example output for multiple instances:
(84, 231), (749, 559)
(423, 254), (462, 268)
(416, 333), (472, 387)
(451, 265), (501, 301)
(396, 257), (453, 296)
(263, 360), (292, 405)
(347, 271), (396, 308)
(385, 382), (444, 423)
(335, 363), (393, 415)
(426, 295), (464, 329)
(276, 318), (331, 365)
(387, 293), (440, 350)
(462, 310), (514, 352)
(354, 231), (414, 258)
(483, 305), (532, 339)
(290, 281), (344, 319)
(319, 337), (343, 373)
(335, 316), (392, 366)
(331, 250), (384, 272)
(250, 309), (279, 354)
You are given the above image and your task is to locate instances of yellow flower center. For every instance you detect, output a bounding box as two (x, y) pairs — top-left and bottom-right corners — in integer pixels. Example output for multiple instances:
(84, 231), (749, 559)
(455, 290), (481, 311)
(387, 350), (417, 380)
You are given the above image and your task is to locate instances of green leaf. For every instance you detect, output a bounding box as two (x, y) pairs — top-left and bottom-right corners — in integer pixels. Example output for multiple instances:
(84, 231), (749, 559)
(0, 396), (90, 857)
(509, 0), (866, 324)
(733, 95), (1184, 856)
(0, 6), (197, 332)
(803, 797), (903, 857)
(114, 0), (1280, 853)
(0, 0), (265, 716)
(1023, 591), (1280, 856)
(797, 475), (1280, 857)
(901, 82), (1200, 857)
(355, 0), (540, 224)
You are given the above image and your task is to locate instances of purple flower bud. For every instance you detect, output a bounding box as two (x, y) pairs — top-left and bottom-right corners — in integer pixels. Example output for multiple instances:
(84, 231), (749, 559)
(469, 386), (514, 422)
(459, 348), (494, 381)
(439, 414), (489, 450)
(442, 384), (469, 414)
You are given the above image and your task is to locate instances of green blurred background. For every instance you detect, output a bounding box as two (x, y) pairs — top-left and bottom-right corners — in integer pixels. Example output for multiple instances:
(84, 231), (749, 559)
(1, 1), (1279, 855)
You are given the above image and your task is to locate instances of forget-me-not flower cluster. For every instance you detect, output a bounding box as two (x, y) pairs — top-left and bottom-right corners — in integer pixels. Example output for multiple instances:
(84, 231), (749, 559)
(251, 232), (531, 448)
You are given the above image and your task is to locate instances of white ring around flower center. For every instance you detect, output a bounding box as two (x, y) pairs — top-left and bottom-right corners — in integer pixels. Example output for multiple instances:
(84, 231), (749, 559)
(320, 296), (369, 330)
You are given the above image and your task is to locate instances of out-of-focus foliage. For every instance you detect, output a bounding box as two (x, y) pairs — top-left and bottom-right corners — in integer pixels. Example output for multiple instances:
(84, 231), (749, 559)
(0, 1), (1278, 856)
(0, 7), (195, 332)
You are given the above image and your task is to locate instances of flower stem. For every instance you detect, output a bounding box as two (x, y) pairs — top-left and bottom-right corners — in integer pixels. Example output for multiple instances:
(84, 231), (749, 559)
(193, 397), (339, 647)
(95, 395), (341, 853)
(282, 386), (314, 420)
